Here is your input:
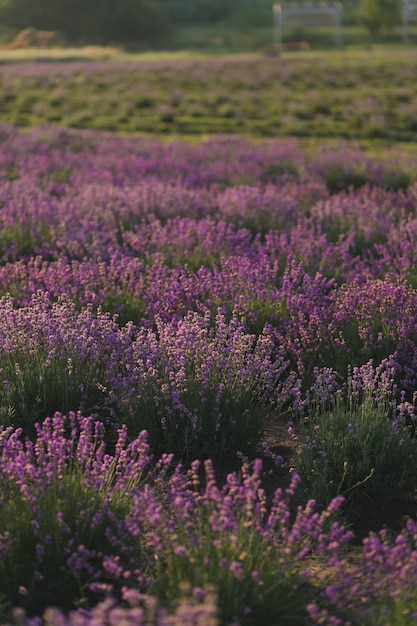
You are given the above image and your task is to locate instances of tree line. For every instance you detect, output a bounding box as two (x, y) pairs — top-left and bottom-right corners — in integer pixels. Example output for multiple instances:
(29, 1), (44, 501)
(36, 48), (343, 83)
(0, 0), (404, 46)
(0, 0), (236, 45)
(0, 0), (168, 45)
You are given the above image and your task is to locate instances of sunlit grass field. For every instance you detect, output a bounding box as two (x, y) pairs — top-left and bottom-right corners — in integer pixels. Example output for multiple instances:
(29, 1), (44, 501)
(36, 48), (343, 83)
(0, 45), (416, 147)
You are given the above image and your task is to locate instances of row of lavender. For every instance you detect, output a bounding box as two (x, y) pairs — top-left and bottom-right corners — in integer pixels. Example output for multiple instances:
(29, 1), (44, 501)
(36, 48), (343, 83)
(1, 125), (417, 398)
(2, 123), (417, 624)
(2, 413), (417, 626)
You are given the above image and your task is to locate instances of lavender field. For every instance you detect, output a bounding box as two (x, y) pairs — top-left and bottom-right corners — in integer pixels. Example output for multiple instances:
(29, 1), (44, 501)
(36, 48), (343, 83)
(1, 51), (417, 140)
(1, 114), (417, 626)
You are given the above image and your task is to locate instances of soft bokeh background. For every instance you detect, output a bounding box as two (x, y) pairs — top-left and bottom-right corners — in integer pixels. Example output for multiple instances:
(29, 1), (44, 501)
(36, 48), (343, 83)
(0, 0), (413, 52)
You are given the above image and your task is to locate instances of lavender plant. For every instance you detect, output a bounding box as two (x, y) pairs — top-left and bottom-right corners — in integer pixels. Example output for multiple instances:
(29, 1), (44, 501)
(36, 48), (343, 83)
(308, 516), (417, 625)
(291, 362), (417, 511)
(0, 293), (133, 433)
(0, 291), (293, 459)
(0, 412), (354, 626)
(0, 413), (151, 619)
(146, 464), (351, 626)
(2, 122), (417, 625)
(2, 589), (224, 626)
(125, 309), (294, 459)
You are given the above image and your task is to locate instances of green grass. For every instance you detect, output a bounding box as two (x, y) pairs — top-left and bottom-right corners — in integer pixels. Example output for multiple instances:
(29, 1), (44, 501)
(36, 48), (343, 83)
(292, 365), (417, 513)
(1, 44), (417, 146)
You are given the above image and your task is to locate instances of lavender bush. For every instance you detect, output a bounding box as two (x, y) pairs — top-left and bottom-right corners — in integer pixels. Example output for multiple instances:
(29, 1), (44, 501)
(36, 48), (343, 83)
(0, 292), (292, 458)
(0, 414), (151, 619)
(125, 308), (293, 458)
(2, 413), (417, 625)
(291, 361), (417, 510)
(0, 413), (352, 625)
(1, 123), (417, 623)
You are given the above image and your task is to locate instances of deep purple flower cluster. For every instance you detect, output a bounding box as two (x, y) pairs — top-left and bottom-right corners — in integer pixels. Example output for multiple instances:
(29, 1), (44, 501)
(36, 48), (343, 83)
(0, 125), (416, 396)
(0, 291), (293, 457)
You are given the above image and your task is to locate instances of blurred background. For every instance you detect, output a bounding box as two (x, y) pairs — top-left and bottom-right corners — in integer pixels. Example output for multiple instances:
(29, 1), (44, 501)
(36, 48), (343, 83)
(0, 0), (413, 53)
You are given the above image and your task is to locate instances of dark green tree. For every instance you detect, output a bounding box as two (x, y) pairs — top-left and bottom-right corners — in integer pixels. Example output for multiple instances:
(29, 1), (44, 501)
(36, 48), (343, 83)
(0, 0), (168, 45)
(361, 0), (402, 35)
(158, 0), (233, 23)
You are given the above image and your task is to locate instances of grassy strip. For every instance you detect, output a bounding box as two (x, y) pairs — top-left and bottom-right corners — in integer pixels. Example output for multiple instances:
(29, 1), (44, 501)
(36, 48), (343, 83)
(0, 47), (416, 142)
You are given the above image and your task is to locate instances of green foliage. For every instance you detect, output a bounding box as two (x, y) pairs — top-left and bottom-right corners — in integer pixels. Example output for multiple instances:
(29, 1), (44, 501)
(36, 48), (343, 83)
(323, 166), (373, 193)
(150, 462), (318, 626)
(366, 589), (417, 625)
(1, 52), (417, 143)
(0, 472), (139, 618)
(155, 538), (312, 625)
(127, 378), (269, 462)
(361, 0), (402, 35)
(0, 0), (168, 45)
(124, 314), (291, 461)
(293, 367), (417, 511)
(0, 347), (111, 434)
(159, 0), (233, 23)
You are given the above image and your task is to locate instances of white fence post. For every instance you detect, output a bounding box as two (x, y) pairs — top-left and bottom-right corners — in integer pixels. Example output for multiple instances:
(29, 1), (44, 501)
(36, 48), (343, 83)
(403, 0), (417, 40)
